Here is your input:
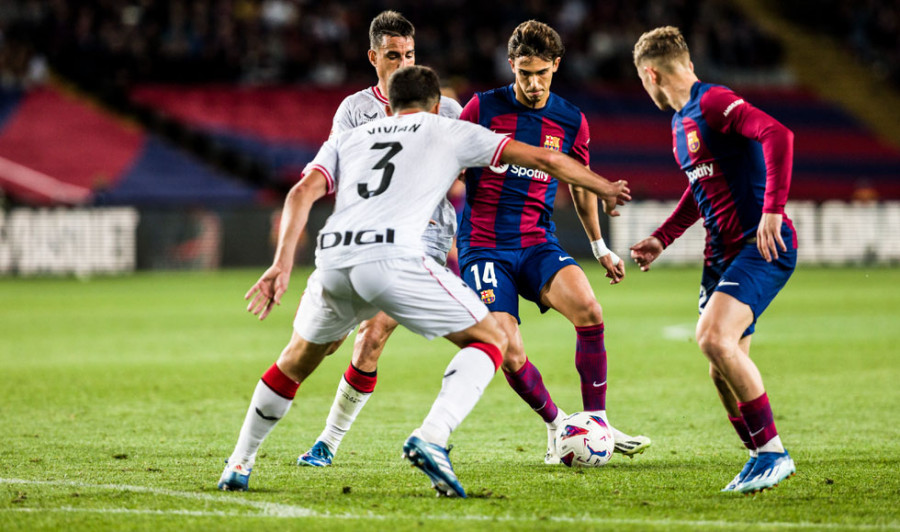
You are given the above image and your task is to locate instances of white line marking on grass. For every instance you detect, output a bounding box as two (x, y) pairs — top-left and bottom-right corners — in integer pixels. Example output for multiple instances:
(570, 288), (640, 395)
(662, 323), (695, 341)
(2, 478), (898, 530)
(0, 478), (314, 517)
(5, 507), (237, 518)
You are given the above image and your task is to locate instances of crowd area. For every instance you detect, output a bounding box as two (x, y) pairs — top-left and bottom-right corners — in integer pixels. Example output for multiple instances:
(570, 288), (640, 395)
(780, 0), (899, 89)
(0, 0), (786, 91)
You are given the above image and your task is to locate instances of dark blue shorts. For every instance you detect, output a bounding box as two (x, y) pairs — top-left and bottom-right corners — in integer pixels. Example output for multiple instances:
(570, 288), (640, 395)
(458, 242), (579, 323)
(699, 243), (796, 336)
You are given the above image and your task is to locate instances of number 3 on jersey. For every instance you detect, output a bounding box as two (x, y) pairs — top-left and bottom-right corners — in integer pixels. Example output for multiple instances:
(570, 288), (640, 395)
(469, 262), (498, 291)
(359, 142), (402, 199)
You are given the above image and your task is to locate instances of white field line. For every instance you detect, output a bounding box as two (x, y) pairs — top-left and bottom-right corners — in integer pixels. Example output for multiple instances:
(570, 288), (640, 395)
(662, 323), (696, 341)
(0, 478), (314, 518)
(2, 478), (899, 530)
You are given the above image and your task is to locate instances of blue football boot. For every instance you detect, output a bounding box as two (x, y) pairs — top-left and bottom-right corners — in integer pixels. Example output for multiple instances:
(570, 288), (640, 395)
(297, 441), (334, 467)
(402, 435), (466, 498)
(721, 454), (757, 492)
(736, 450), (795, 494)
(217, 460), (252, 491)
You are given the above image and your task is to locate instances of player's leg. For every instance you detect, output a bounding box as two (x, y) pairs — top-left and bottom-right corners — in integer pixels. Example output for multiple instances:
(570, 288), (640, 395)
(356, 256), (505, 497)
(298, 312), (399, 467)
(697, 292), (794, 493)
(712, 336), (759, 491)
(461, 252), (569, 462)
(540, 262), (651, 457)
(489, 311), (566, 464)
(419, 314), (508, 447)
(402, 313), (507, 498)
(219, 332), (346, 491)
(219, 268), (365, 491)
(540, 264), (606, 408)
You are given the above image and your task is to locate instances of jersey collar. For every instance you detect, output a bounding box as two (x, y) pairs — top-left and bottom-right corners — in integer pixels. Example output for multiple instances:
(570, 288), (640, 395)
(371, 86), (389, 104)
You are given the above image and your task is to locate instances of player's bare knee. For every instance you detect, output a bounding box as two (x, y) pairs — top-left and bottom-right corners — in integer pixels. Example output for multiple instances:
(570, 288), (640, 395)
(697, 329), (731, 365)
(356, 316), (397, 349)
(491, 326), (509, 356)
(501, 339), (525, 372)
(278, 335), (341, 382)
(568, 300), (603, 327)
(474, 315), (509, 355)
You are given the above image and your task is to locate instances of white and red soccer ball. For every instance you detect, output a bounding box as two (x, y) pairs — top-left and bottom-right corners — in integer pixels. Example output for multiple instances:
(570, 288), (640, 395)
(555, 412), (615, 467)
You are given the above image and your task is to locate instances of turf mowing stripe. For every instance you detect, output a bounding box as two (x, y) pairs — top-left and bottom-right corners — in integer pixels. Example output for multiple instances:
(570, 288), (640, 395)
(3, 478), (898, 530)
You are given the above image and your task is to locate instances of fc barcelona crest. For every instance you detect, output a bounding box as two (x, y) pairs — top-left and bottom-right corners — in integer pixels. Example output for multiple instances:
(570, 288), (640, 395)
(687, 130), (700, 153)
(480, 289), (495, 304)
(543, 135), (561, 151)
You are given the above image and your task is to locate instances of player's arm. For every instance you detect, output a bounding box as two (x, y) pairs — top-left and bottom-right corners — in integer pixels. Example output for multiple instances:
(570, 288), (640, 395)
(570, 182), (625, 284)
(702, 87), (794, 262)
(245, 170), (329, 320)
(566, 112), (624, 283)
(499, 139), (631, 215)
(630, 186), (700, 272)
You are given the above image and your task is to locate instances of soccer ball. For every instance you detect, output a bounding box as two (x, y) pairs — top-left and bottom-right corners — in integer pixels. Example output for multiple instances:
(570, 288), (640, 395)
(555, 412), (615, 467)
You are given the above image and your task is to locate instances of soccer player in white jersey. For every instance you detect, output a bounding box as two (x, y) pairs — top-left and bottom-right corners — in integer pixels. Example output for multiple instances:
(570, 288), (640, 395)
(217, 65), (631, 498)
(297, 10), (464, 468)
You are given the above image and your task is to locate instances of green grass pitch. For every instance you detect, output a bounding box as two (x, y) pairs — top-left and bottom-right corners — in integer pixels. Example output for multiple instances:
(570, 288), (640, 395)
(1, 265), (898, 531)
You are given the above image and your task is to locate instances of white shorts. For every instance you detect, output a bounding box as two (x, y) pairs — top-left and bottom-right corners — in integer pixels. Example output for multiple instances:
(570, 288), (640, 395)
(293, 256), (488, 343)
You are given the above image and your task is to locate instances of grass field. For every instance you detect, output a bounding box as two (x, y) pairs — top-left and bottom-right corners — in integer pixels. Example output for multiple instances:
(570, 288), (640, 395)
(1, 265), (899, 531)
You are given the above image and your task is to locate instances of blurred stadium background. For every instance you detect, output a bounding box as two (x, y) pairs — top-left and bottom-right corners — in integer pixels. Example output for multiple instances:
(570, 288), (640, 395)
(0, 0), (898, 276)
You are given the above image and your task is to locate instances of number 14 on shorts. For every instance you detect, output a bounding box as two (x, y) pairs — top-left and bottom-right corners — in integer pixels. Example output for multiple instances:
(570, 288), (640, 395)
(469, 262), (498, 290)
(469, 262), (498, 305)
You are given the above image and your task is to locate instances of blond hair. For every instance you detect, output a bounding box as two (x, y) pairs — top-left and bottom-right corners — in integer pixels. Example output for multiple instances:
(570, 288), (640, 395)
(633, 26), (690, 68)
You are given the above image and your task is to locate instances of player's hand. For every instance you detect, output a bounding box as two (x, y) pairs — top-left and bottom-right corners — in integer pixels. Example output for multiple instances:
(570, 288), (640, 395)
(630, 236), (664, 272)
(599, 251), (626, 285)
(245, 265), (290, 320)
(599, 180), (631, 217)
(757, 212), (786, 262)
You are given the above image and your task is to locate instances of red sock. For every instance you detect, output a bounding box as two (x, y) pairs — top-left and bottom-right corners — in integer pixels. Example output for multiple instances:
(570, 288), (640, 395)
(738, 392), (779, 448)
(575, 323), (606, 411)
(467, 342), (502, 371)
(504, 358), (559, 423)
(343, 364), (377, 393)
(261, 363), (299, 399)
(728, 415), (755, 450)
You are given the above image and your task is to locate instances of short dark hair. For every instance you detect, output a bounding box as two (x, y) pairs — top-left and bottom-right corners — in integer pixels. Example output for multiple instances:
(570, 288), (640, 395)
(388, 66), (440, 112)
(507, 20), (565, 61)
(369, 10), (415, 50)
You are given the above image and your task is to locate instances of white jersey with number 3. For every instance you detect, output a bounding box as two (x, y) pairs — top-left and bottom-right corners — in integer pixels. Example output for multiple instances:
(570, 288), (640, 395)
(330, 87), (462, 260)
(307, 112), (509, 270)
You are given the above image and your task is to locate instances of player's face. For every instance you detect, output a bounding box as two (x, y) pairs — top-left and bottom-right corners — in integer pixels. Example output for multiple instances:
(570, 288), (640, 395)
(370, 35), (415, 84)
(509, 56), (560, 108)
(636, 61), (671, 111)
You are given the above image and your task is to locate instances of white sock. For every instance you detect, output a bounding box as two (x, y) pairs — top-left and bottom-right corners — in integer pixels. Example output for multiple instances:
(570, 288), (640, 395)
(315, 376), (372, 454)
(419, 346), (497, 448)
(546, 408), (567, 430)
(757, 435), (785, 454)
(228, 380), (293, 468)
(546, 409), (567, 449)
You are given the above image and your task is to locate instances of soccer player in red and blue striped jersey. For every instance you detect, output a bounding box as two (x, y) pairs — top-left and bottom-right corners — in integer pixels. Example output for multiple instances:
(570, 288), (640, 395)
(630, 26), (797, 494)
(459, 20), (650, 463)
